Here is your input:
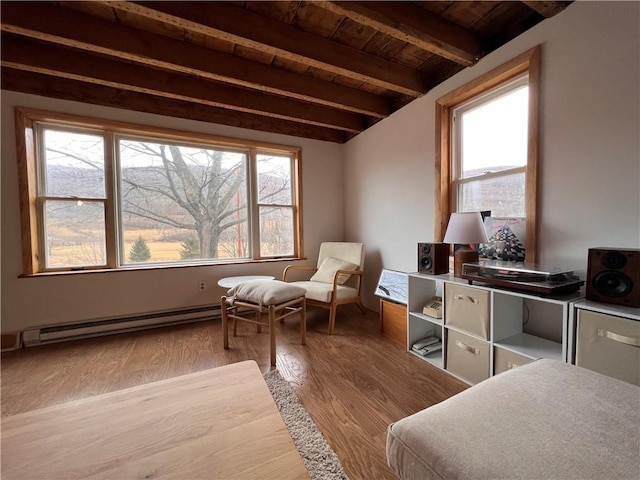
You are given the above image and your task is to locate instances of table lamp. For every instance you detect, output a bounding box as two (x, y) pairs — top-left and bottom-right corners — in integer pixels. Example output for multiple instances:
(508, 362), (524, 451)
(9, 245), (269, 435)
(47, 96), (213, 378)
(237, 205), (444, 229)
(443, 212), (489, 277)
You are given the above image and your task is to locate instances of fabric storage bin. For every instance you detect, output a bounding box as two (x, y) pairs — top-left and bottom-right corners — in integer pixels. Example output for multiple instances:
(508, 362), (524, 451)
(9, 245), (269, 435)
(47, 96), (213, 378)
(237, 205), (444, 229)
(446, 330), (490, 384)
(576, 310), (640, 386)
(445, 284), (490, 339)
(494, 347), (533, 375)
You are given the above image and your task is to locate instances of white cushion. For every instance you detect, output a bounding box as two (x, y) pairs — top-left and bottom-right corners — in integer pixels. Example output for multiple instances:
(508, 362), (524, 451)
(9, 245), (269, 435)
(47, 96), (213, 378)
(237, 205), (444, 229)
(309, 256), (358, 284)
(289, 281), (358, 303)
(317, 242), (364, 268)
(227, 280), (305, 306)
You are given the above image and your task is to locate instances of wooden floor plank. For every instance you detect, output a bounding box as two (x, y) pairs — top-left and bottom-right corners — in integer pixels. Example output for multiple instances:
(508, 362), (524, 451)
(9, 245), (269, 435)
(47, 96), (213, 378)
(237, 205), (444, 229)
(1, 307), (467, 479)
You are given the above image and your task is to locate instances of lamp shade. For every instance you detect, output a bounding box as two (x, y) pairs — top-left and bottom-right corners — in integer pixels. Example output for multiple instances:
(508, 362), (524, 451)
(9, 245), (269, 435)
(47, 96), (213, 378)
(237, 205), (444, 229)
(443, 212), (489, 245)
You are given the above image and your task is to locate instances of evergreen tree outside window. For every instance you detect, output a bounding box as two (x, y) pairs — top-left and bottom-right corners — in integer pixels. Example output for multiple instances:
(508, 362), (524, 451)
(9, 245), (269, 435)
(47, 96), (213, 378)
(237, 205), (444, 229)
(180, 235), (201, 260)
(129, 236), (151, 262)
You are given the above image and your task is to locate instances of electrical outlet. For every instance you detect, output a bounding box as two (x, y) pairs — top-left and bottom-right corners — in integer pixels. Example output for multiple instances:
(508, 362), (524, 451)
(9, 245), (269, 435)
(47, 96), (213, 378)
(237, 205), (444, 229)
(199, 281), (206, 291)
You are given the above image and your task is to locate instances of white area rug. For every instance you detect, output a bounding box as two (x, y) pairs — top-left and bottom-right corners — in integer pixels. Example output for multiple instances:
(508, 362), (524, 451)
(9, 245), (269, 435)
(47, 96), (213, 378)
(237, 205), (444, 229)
(264, 370), (349, 480)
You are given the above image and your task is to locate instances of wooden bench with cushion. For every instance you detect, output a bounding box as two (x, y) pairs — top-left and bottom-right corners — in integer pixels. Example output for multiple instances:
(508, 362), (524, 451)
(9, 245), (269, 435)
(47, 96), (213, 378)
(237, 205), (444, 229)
(222, 279), (306, 366)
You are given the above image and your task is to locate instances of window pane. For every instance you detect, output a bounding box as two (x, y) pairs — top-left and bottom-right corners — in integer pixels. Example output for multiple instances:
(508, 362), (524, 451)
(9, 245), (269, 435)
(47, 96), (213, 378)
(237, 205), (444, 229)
(43, 129), (105, 198)
(460, 86), (528, 179)
(44, 200), (106, 268)
(259, 206), (294, 257)
(257, 154), (292, 204)
(459, 173), (525, 217)
(118, 140), (249, 263)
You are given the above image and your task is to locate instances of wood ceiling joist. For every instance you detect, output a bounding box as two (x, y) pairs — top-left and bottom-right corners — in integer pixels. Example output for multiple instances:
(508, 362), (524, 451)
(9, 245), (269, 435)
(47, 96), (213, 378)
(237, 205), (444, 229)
(1, 68), (345, 143)
(103, 1), (429, 96)
(313, 1), (486, 67)
(0, 2), (391, 119)
(521, 1), (571, 18)
(1, 36), (365, 133)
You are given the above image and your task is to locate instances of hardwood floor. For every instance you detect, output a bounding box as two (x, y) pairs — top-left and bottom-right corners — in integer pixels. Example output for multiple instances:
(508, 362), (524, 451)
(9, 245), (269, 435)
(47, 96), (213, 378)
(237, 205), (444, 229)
(1, 306), (467, 480)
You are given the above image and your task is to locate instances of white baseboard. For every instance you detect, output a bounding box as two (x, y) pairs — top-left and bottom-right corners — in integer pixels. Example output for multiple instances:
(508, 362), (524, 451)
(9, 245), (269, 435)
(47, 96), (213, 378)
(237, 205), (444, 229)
(21, 304), (222, 346)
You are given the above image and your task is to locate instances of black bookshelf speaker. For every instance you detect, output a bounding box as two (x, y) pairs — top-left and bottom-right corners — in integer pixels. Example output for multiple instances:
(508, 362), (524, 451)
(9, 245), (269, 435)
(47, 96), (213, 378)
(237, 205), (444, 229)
(418, 243), (449, 275)
(586, 248), (640, 307)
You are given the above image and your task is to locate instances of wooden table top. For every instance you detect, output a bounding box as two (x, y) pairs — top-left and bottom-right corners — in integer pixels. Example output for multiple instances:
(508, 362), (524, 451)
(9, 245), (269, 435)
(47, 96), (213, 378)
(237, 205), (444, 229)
(1, 360), (308, 480)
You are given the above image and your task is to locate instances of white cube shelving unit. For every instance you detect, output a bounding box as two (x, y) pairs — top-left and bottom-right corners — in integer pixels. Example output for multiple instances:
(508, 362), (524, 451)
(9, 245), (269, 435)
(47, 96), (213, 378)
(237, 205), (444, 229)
(408, 272), (584, 385)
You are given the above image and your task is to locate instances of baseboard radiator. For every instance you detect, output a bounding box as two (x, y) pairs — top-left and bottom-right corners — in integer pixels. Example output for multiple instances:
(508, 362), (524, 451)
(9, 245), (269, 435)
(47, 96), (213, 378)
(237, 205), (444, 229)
(22, 304), (222, 347)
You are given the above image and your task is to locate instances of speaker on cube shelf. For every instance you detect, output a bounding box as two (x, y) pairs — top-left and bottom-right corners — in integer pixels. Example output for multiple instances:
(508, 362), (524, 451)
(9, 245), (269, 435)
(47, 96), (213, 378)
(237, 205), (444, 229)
(586, 248), (640, 307)
(418, 243), (449, 275)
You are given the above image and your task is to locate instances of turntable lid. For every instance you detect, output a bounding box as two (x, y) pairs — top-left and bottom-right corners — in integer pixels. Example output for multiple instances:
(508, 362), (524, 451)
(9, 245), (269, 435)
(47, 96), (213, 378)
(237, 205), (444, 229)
(470, 260), (579, 276)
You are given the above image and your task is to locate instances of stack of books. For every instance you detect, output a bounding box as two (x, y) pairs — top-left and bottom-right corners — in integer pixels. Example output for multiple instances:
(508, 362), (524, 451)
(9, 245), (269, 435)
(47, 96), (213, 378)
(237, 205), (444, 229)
(411, 332), (442, 356)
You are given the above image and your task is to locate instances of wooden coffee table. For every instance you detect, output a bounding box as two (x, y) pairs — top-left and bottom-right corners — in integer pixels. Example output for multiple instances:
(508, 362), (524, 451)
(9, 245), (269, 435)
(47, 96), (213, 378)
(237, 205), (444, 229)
(1, 360), (308, 479)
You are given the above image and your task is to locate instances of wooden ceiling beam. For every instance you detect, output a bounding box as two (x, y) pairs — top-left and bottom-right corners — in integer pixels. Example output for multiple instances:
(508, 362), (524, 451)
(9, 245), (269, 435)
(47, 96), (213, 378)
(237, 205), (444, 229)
(103, 1), (428, 96)
(0, 2), (391, 118)
(1, 68), (346, 143)
(314, 1), (486, 67)
(521, 1), (571, 18)
(1, 36), (365, 133)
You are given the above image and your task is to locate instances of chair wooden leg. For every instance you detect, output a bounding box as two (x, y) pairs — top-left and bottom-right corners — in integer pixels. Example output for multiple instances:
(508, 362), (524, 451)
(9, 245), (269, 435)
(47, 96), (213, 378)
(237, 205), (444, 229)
(256, 311), (262, 334)
(356, 299), (367, 314)
(328, 303), (337, 335)
(269, 305), (276, 366)
(301, 297), (307, 345)
(222, 298), (229, 349)
(228, 300), (239, 337)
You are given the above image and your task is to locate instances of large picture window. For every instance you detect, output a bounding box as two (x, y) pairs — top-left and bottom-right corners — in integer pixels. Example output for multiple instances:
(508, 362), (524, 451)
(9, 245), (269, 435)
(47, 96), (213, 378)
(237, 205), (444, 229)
(16, 109), (302, 274)
(436, 46), (540, 262)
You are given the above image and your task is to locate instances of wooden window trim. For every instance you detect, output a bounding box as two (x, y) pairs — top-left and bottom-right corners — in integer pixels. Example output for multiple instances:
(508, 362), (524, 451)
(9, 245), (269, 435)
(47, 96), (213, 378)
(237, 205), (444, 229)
(435, 46), (540, 263)
(15, 107), (304, 275)
(15, 109), (40, 273)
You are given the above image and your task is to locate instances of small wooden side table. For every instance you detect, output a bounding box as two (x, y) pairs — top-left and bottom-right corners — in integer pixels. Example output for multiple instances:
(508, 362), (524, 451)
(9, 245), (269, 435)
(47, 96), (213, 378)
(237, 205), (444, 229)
(380, 298), (407, 347)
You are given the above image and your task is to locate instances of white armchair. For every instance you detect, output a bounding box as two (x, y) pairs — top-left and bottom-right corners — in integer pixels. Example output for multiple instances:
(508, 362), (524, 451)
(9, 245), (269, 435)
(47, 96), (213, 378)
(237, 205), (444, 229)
(283, 242), (366, 334)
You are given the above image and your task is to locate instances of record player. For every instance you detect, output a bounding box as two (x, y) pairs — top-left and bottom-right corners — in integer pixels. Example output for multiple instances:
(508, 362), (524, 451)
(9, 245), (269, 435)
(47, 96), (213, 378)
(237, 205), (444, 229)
(461, 260), (584, 295)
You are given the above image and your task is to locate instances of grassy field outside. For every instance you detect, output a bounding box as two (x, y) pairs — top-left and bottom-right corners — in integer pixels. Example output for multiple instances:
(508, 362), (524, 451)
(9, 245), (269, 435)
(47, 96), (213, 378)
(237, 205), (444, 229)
(46, 226), (214, 266)
(45, 224), (286, 267)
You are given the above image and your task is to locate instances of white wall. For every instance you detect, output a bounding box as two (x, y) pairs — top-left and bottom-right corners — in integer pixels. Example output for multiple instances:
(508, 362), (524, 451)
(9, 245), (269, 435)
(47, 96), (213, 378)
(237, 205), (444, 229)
(345, 1), (640, 309)
(1, 93), (344, 333)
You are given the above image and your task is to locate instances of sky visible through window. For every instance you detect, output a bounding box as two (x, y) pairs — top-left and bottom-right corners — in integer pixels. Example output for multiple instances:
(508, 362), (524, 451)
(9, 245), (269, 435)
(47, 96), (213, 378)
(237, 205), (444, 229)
(461, 86), (528, 176)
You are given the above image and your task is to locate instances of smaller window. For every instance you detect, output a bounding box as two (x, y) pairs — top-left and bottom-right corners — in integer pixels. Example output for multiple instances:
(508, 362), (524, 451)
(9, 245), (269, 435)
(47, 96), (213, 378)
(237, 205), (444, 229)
(39, 126), (108, 270)
(452, 75), (528, 217)
(256, 153), (296, 258)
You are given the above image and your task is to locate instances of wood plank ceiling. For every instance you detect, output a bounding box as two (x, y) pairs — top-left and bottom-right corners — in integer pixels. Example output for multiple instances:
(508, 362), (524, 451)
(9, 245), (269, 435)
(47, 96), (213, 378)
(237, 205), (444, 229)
(1, 1), (571, 143)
